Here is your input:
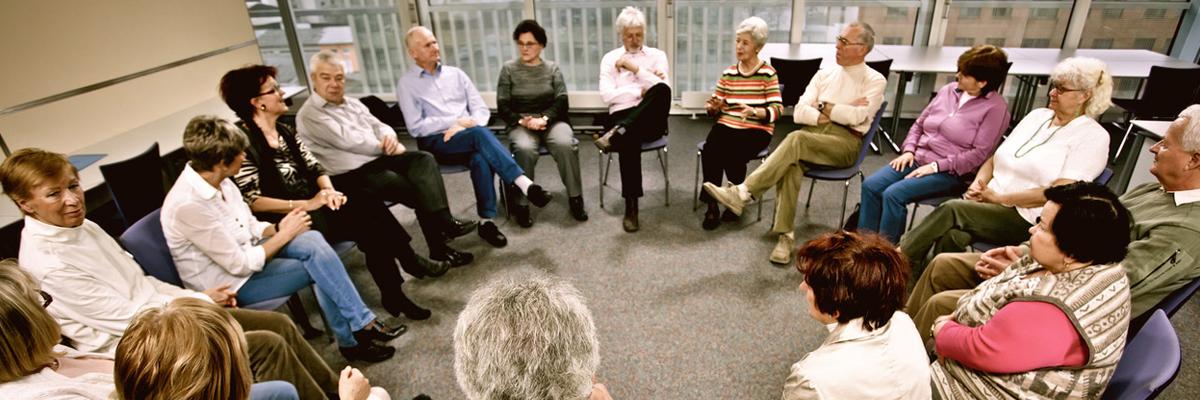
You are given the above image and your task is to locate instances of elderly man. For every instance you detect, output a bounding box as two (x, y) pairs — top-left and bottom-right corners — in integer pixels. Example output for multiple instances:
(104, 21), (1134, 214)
(298, 50), (475, 267)
(453, 273), (613, 400)
(907, 104), (1200, 342)
(396, 26), (550, 248)
(596, 6), (671, 233)
(705, 22), (887, 264)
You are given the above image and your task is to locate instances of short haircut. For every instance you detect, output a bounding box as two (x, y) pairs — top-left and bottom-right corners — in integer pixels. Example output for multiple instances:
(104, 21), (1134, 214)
(795, 231), (908, 331)
(0, 259), (63, 383)
(512, 19), (548, 46)
(736, 17), (770, 50)
(114, 297), (252, 400)
(219, 64), (278, 122)
(847, 21), (876, 52)
(1043, 181), (1132, 265)
(308, 49), (347, 74)
(182, 115), (250, 172)
(1050, 57), (1114, 119)
(957, 44), (1009, 95)
(405, 26), (433, 49)
(0, 148), (77, 208)
(614, 6), (646, 36)
(1178, 104), (1200, 152)
(454, 273), (599, 400)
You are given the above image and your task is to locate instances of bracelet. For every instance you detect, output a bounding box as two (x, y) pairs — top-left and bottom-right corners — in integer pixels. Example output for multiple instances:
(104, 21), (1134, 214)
(288, 199), (294, 209)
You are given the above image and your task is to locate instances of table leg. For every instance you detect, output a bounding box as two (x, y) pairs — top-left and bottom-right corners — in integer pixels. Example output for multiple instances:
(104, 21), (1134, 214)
(888, 71), (911, 147)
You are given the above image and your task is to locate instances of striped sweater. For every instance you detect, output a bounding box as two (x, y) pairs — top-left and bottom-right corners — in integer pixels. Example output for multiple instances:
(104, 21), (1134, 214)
(712, 62), (784, 134)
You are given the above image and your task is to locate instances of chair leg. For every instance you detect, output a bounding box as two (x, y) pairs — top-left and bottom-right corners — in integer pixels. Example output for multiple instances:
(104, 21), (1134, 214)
(693, 149), (701, 211)
(1114, 122), (1136, 162)
(286, 294), (323, 340)
(660, 148), (670, 206)
(804, 179), (817, 210)
(839, 180), (850, 227)
(598, 150), (606, 209)
(908, 204), (919, 232)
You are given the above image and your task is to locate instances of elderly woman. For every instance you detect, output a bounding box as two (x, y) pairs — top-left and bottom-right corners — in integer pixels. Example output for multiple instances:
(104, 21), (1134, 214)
(930, 181), (1131, 399)
(699, 16), (784, 230)
(162, 116), (402, 363)
(115, 297), (390, 400)
(596, 6), (672, 232)
(499, 19), (587, 227)
(860, 45), (1010, 242)
(900, 57), (1113, 274)
(783, 231), (930, 399)
(454, 273), (613, 400)
(219, 65), (447, 321)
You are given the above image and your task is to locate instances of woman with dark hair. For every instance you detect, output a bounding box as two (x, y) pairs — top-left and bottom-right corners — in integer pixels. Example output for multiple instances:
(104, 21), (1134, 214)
(218, 65), (446, 321)
(782, 231), (930, 399)
(859, 44), (1010, 243)
(498, 19), (586, 226)
(930, 181), (1132, 399)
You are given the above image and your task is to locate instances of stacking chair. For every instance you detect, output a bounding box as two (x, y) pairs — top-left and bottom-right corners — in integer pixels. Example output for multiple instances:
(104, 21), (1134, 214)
(1102, 310), (1181, 400)
(800, 101), (888, 225)
(599, 136), (670, 208)
(1112, 66), (1200, 161)
(499, 137), (581, 214)
(692, 140), (770, 221)
(119, 209), (327, 339)
(99, 143), (168, 229)
(865, 59), (899, 154)
(769, 57), (822, 107)
(969, 167), (1114, 252)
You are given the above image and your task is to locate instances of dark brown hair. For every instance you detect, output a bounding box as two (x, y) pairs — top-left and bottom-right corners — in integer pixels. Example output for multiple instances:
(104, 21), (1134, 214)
(219, 65), (278, 122)
(795, 231), (909, 331)
(957, 44), (1009, 95)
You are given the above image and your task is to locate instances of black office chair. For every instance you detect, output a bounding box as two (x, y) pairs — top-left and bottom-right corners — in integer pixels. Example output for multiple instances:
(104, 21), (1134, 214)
(360, 95), (407, 132)
(1112, 66), (1200, 160)
(866, 59), (892, 78)
(99, 143), (168, 229)
(865, 59), (899, 154)
(770, 57), (822, 107)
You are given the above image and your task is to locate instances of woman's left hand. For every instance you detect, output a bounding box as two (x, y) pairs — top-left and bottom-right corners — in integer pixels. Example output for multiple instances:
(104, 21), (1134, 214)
(976, 187), (1006, 205)
(312, 188), (348, 211)
(905, 163), (938, 179)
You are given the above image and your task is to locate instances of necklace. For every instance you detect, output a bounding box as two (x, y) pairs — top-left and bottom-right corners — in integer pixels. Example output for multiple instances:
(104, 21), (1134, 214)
(1013, 115), (1068, 158)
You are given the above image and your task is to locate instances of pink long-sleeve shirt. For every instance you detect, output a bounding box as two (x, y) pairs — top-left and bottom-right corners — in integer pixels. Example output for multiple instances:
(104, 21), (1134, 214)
(902, 82), (1010, 176)
(935, 301), (1087, 374)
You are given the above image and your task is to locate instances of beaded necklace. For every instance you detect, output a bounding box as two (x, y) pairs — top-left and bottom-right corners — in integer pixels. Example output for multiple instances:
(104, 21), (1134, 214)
(1013, 115), (1071, 158)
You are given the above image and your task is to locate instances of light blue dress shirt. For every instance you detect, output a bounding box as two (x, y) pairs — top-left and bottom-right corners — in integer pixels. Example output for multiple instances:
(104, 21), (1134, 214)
(394, 63), (490, 137)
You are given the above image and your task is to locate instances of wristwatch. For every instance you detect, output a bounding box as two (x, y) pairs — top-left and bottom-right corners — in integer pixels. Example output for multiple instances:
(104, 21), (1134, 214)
(816, 102), (825, 111)
(539, 115), (549, 123)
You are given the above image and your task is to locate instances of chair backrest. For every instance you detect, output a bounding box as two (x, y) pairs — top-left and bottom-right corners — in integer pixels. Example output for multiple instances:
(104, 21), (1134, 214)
(360, 95), (406, 128)
(118, 208), (183, 287)
(855, 101), (888, 167)
(1096, 167), (1115, 186)
(1102, 310), (1181, 400)
(770, 57), (822, 107)
(866, 59), (893, 78)
(99, 143), (166, 229)
(1139, 66), (1200, 119)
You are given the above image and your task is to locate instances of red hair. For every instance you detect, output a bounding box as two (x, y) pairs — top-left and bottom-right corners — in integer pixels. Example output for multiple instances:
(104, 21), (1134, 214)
(795, 231), (909, 331)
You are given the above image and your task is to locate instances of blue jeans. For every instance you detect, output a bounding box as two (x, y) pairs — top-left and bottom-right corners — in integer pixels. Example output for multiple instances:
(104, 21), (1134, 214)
(859, 164), (966, 243)
(239, 231), (376, 348)
(417, 126), (525, 218)
(250, 381), (300, 400)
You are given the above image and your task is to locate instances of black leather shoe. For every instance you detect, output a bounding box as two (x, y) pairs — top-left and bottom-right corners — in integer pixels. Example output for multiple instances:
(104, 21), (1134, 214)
(526, 184), (551, 208)
(383, 294), (432, 320)
(569, 196), (588, 221)
(702, 205), (721, 230)
(479, 221), (507, 247)
(339, 342), (396, 363)
(623, 199), (639, 233)
(355, 319), (407, 343)
(405, 255), (450, 279)
(513, 205), (533, 228)
(441, 219), (479, 243)
(431, 246), (474, 267)
(721, 208), (740, 222)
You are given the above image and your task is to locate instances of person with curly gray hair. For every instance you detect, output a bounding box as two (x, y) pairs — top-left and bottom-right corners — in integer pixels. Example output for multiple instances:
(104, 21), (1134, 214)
(453, 274), (612, 400)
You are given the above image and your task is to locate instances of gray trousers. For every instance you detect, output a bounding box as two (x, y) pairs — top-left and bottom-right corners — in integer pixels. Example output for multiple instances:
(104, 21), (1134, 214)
(510, 121), (582, 205)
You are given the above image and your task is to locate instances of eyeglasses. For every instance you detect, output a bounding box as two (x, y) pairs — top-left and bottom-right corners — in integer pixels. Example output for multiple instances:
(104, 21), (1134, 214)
(516, 41), (541, 49)
(1048, 81), (1082, 94)
(39, 290), (52, 308)
(836, 35), (866, 47)
(256, 84), (283, 98)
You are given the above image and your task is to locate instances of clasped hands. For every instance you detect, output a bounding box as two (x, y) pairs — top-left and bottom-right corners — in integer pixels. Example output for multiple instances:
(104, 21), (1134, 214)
(706, 96), (763, 120)
(443, 117), (479, 142)
(519, 115), (549, 131)
(888, 152), (937, 179)
(813, 97), (867, 124)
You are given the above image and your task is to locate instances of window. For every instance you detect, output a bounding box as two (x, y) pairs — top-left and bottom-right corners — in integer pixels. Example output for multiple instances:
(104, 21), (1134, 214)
(1032, 8), (1059, 19)
(887, 7), (907, 18)
(883, 36), (903, 45)
(674, 0), (791, 92)
(1092, 38), (1114, 49)
(959, 7), (981, 19)
(947, 2), (1069, 50)
(985, 37), (1005, 46)
(428, 0), (526, 91)
(991, 8), (1011, 18)
(1145, 9), (1166, 19)
(538, 0), (659, 91)
(1134, 38), (1156, 50)
(1021, 38), (1051, 47)
(1103, 9), (1123, 19)
(953, 37), (974, 46)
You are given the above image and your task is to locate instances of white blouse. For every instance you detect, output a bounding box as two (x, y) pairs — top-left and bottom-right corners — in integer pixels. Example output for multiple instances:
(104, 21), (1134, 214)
(781, 312), (931, 400)
(0, 345), (114, 400)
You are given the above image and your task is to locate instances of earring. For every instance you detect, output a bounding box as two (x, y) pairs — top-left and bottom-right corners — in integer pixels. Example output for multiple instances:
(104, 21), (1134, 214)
(260, 104), (267, 111)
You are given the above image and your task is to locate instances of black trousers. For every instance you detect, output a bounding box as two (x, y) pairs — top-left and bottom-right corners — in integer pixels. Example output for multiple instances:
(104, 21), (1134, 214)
(699, 124), (772, 204)
(606, 82), (671, 199)
(307, 185), (413, 300)
(330, 151), (451, 252)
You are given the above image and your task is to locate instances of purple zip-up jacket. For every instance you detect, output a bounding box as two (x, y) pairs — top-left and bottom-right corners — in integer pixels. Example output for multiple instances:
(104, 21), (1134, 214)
(902, 82), (1010, 176)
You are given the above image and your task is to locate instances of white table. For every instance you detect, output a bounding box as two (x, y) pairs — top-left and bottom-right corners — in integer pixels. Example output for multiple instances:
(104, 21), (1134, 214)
(1117, 119), (1171, 193)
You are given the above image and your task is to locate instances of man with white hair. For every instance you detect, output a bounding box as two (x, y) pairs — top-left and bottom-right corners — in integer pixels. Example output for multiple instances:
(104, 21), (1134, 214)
(396, 26), (551, 248)
(596, 6), (672, 233)
(907, 104), (1200, 342)
(705, 21), (887, 264)
(298, 50), (476, 268)
(453, 273), (613, 400)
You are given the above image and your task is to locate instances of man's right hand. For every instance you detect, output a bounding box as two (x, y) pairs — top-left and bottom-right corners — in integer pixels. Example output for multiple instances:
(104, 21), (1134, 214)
(277, 208), (312, 240)
(457, 117), (478, 128)
(974, 246), (1021, 279)
(444, 124), (466, 142)
(380, 135), (405, 155)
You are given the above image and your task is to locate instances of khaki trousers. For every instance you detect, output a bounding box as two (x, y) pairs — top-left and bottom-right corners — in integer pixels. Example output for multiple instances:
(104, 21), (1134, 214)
(743, 123), (862, 234)
(233, 308), (339, 400)
(904, 252), (984, 353)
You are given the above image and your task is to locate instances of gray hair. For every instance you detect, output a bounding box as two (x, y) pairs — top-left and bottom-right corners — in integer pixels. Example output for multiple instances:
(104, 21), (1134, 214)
(308, 50), (346, 73)
(1178, 104), (1200, 152)
(405, 26), (433, 49)
(614, 6), (646, 36)
(847, 21), (876, 52)
(1050, 57), (1114, 119)
(182, 115), (250, 172)
(454, 273), (600, 400)
(736, 17), (769, 50)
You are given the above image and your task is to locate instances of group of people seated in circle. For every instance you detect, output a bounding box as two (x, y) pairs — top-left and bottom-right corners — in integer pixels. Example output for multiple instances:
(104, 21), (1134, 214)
(0, 5), (1198, 400)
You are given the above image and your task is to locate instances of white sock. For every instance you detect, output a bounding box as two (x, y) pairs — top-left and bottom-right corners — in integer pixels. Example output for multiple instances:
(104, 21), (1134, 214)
(515, 175), (534, 194)
(482, 218), (494, 224)
(736, 184), (752, 202)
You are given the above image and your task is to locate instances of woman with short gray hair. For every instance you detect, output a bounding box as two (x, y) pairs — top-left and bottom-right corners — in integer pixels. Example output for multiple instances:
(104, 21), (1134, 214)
(699, 16), (783, 230)
(454, 274), (612, 400)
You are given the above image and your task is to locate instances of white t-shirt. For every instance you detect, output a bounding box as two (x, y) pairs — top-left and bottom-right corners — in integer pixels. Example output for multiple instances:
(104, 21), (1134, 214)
(989, 108), (1109, 223)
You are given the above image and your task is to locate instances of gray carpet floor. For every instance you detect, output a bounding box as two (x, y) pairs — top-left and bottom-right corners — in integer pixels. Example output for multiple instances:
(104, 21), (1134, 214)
(292, 116), (1199, 400)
